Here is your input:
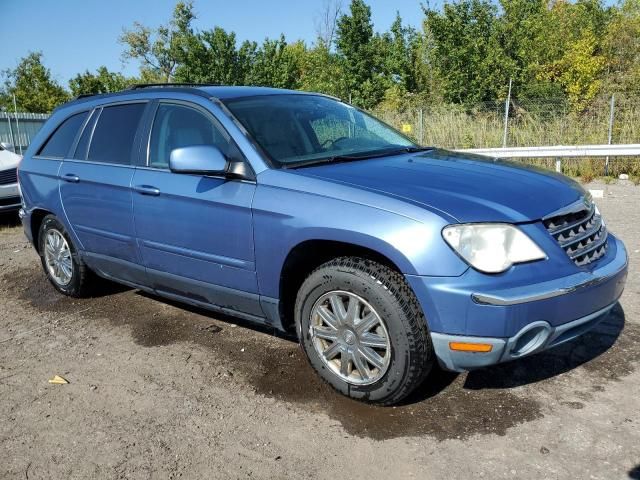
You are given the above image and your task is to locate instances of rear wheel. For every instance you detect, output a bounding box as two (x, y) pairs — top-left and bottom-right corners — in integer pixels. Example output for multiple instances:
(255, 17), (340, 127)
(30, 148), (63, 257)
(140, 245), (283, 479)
(38, 215), (93, 297)
(295, 257), (433, 405)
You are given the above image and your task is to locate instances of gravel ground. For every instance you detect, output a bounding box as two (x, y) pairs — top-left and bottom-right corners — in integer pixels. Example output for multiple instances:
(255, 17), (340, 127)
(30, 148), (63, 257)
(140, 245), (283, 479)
(0, 180), (639, 480)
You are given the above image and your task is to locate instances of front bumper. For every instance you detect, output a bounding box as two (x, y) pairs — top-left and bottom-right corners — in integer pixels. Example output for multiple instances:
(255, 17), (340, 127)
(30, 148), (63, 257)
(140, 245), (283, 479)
(407, 234), (628, 372)
(0, 183), (21, 212)
(431, 301), (616, 372)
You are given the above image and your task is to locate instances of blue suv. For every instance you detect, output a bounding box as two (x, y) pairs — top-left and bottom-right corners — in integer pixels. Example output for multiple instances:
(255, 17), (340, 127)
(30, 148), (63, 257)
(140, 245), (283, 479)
(18, 85), (628, 405)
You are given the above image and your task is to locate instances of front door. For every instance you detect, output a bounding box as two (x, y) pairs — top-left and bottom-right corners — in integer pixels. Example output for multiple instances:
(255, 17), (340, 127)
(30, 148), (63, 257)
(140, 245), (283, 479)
(131, 100), (260, 316)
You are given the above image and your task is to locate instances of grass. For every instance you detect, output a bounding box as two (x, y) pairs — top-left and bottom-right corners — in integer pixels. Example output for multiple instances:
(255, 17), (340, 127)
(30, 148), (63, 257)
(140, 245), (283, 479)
(377, 96), (640, 149)
(375, 95), (640, 181)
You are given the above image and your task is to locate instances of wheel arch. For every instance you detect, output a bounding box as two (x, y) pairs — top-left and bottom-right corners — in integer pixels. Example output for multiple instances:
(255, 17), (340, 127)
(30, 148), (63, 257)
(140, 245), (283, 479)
(278, 238), (408, 334)
(30, 208), (53, 253)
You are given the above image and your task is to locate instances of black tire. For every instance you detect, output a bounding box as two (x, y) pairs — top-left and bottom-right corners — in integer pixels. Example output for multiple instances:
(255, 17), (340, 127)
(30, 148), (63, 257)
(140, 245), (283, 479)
(295, 257), (433, 405)
(38, 215), (93, 297)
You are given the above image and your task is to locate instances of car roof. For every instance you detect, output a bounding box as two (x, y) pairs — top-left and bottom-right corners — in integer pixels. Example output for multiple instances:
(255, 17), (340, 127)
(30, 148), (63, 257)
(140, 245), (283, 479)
(60, 85), (332, 112)
(196, 86), (313, 99)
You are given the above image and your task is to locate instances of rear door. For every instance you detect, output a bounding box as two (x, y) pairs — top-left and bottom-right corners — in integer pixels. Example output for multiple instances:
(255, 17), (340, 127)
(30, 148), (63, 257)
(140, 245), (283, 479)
(131, 100), (260, 317)
(59, 101), (148, 285)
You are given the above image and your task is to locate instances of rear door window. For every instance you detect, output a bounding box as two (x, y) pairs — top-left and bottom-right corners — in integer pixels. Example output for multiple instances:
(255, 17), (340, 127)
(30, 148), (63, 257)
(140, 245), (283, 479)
(88, 103), (146, 165)
(38, 111), (89, 158)
(72, 110), (99, 160)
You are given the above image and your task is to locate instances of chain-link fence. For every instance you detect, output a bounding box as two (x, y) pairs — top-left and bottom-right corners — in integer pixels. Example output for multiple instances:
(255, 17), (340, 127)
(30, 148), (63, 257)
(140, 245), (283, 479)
(3, 94), (640, 179)
(375, 94), (640, 179)
(0, 112), (50, 155)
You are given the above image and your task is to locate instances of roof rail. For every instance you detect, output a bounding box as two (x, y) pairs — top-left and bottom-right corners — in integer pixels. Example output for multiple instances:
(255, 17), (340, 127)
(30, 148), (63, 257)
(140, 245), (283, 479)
(72, 93), (96, 101)
(126, 83), (219, 90)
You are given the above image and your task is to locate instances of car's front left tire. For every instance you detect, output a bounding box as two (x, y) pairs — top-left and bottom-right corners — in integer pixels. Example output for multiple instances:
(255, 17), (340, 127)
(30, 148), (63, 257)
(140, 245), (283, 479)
(38, 214), (93, 297)
(295, 256), (434, 405)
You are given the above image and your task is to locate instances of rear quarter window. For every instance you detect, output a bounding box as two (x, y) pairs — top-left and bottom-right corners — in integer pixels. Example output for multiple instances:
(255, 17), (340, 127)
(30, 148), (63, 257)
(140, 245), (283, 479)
(37, 111), (89, 158)
(88, 103), (146, 165)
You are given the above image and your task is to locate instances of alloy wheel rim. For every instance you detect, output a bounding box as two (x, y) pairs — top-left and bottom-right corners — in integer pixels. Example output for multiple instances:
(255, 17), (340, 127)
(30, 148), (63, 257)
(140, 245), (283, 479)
(43, 229), (73, 286)
(309, 290), (391, 386)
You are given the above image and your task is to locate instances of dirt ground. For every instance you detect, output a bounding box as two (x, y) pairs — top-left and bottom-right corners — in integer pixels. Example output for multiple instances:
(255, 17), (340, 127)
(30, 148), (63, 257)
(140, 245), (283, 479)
(1, 180), (639, 480)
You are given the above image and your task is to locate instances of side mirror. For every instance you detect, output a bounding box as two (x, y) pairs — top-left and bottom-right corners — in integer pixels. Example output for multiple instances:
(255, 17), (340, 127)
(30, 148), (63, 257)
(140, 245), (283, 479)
(0, 142), (16, 153)
(169, 145), (228, 176)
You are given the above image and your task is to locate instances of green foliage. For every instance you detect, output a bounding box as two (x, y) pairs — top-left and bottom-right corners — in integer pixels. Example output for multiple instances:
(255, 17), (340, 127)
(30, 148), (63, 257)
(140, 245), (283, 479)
(174, 27), (244, 84)
(69, 67), (134, 96)
(0, 52), (69, 113)
(244, 36), (303, 89)
(421, 0), (617, 111)
(6, 0), (640, 116)
(119, 1), (196, 82)
(553, 30), (605, 110)
(298, 44), (349, 99)
(531, 0), (610, 110)
(385, 13), (420, 93)
(336, 0), (382, 108)
(423, 0), (513, 105)
(602, 0), (640, 93)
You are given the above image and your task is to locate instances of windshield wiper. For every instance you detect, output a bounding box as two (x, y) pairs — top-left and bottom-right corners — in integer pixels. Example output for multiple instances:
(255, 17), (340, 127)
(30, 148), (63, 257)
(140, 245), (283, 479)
(403, 146), (432, 153)
(284, 146), (433, 169)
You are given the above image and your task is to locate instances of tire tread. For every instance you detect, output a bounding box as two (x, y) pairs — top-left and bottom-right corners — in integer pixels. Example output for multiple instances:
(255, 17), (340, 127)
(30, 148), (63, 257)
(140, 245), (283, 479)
(297, 256), (433, 405)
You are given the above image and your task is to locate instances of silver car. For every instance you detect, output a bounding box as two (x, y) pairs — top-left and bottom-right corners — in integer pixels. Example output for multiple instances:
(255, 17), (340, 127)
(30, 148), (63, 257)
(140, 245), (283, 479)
(0, 142), (21, 212)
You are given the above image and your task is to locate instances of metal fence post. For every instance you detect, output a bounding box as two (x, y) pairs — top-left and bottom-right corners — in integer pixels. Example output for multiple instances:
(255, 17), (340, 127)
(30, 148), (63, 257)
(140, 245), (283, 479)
(605, 94), (615, 176)
(418, 108), (424, 145)
(555, 158), (562, 173)
(12, 95), (23, 155)
(5, 112), (16, 150)
(502, 78), (512, 148)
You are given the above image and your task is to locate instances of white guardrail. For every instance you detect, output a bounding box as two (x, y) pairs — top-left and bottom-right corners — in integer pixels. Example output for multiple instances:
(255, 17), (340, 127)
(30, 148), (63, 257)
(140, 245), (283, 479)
(458, 144), (640, 158)
(457, 144), (640, 173)
(458, 143), (640, 175)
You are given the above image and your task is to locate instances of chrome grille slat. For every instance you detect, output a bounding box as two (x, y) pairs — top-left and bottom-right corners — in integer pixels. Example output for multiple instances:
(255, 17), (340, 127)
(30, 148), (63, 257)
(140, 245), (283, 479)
(557, 215), (602, 248)
(545, 205), (595, 235)
(0, 168), (17, 185)
(568, 229), (608, 260)
(543, 204), (607, 267)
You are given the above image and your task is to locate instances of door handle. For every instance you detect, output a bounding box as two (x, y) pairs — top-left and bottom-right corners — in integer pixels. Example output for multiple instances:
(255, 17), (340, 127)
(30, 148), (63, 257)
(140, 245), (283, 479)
(62, 173), (80, 183)
(134, 185), (161, 196)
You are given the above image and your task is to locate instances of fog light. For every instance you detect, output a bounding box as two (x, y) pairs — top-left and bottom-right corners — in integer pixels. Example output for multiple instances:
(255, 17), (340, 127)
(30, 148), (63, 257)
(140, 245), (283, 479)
(449, 342), (493, 352)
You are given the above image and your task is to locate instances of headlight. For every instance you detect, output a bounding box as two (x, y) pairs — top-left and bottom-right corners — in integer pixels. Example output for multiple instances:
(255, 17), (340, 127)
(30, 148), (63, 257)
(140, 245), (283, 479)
(442, 223), (546, 273)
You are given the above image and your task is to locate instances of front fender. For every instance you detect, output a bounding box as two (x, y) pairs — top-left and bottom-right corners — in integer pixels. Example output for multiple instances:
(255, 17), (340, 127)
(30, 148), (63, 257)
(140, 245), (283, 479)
(253, 171), (468, 299)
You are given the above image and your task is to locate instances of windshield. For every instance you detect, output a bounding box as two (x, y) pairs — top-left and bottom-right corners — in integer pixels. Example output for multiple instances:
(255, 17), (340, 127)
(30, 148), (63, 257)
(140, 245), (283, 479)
(223, 94), (416, 168)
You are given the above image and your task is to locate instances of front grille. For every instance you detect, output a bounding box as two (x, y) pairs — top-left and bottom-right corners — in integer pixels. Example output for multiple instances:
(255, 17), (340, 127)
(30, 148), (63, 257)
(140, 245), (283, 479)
(543, 204), (608, 267)
(0, 168), (17, 185)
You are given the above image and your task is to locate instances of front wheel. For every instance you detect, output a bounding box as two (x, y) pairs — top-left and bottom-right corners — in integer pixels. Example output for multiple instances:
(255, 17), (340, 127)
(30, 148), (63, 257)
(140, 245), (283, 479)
(295, 257), (433, 405)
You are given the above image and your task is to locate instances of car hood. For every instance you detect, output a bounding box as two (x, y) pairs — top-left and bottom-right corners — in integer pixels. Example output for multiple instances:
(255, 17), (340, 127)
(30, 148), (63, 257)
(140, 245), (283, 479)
(290, 148), (586, 223)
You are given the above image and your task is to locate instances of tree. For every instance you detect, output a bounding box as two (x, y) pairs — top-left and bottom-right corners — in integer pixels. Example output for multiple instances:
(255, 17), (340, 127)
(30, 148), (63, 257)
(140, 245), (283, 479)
(540, 29), (605, 110)
(497, 0), (559, 99)
(120, 1), (196, 82)
(69, 66), (133, 96)
(602, 0), (640, 92)
(534, 0), (609, 108)
(299, 43), (349, 99)
(315, 0), (343, 49)
(244, 36), (302, 89)
(380, 12), (419, 93)
(174, 27), (243, 84)
(336, 0), (385, 107)
(0, 52), (69, 113)
(423, 0), (512, 105)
